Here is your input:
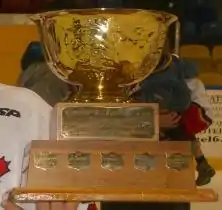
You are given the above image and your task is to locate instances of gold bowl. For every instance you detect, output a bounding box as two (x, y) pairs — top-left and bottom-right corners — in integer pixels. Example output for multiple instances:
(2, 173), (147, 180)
(31, 9), (177, 101)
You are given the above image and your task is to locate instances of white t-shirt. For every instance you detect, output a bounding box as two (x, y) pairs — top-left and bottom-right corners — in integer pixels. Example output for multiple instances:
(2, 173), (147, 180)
(0, 84), (51, 209)
(185, 78), (213, 119)
(0, 84), (89, 210)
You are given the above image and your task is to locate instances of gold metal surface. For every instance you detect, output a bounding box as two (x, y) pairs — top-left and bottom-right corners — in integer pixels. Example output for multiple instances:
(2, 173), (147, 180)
(134, 153), (156, 171)
(68, 152), (91, 171)
(166, 153), (191, 171)
(34, 152), (58, 171)
(31, 9), (178, 102)
(101, 152), (124, 171)
(56, 103), (158, 141)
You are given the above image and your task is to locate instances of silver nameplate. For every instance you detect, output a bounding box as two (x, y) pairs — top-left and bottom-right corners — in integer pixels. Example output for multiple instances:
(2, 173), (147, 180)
(166, 153), (190, 171)
(34, 152), (57, 171)
(60, 104), (158, 141)
(101, 152), (124, 171)
(134, 153), (156, 171)
(68, 152), (91, 171)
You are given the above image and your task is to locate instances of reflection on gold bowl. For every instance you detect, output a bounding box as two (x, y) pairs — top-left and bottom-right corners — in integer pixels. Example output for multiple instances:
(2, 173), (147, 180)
(31, 9), (178, 101)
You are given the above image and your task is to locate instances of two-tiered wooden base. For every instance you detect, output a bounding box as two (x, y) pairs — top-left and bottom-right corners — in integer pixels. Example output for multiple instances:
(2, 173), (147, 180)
(10, 140), (218, 206)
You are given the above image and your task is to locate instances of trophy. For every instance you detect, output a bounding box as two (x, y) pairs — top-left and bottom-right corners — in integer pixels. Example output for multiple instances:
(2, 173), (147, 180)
(10, 9), (217, 204)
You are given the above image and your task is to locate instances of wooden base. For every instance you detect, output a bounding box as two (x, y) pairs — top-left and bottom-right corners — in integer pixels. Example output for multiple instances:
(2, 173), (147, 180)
(10, 188), (218, 203)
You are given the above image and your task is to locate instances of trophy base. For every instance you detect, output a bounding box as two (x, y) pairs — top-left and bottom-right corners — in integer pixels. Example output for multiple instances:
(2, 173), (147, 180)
(10, 188), (217, 203)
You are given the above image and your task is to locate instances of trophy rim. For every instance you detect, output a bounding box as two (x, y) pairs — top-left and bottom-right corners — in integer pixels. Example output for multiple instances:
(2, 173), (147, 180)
(30, 8), (178, 22)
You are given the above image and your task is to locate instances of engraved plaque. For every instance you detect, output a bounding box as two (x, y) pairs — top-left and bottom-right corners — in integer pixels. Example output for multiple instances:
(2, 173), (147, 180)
(68, 152), (91, 171)
(166, 153), (191, 171)
(101, 152), (124, 171)
(34, 152), (57, 171)
(51, 103), (159, 141)
(134, 153), (156, 171)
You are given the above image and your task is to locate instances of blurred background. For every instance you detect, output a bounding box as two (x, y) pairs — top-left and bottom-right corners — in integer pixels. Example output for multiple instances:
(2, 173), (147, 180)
(0, 0), (222, 47)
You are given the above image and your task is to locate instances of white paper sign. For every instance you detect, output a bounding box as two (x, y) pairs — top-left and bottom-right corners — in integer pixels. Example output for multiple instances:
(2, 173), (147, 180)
(196, 89), (222, 158)
(193, 89), (222, 210)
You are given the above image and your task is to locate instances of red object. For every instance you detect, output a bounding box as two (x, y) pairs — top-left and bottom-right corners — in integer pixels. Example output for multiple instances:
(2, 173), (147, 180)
(0, 156), (10, 178)
(181, 103), (212, 135)
(87, 203), (98, 210)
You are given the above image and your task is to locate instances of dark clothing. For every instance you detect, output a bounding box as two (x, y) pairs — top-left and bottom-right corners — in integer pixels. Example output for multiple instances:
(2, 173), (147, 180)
(164, 125), (196, 141)
(97, 0), (123, 7)
(101, 201), (190, 210)
(132, 56), (198, 113)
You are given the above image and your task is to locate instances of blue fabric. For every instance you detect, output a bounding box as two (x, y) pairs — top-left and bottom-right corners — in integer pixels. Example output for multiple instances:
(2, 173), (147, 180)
(21, 41), (45, 71)
(134, 56), (198, 112)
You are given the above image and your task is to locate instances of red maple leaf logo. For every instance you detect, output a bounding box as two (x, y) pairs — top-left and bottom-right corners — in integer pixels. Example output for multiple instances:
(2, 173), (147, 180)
(0, 156), (10, 178)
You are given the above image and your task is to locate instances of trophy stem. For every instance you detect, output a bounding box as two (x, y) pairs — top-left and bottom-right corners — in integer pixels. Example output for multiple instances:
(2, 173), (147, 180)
(68, 84), (129, 103)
